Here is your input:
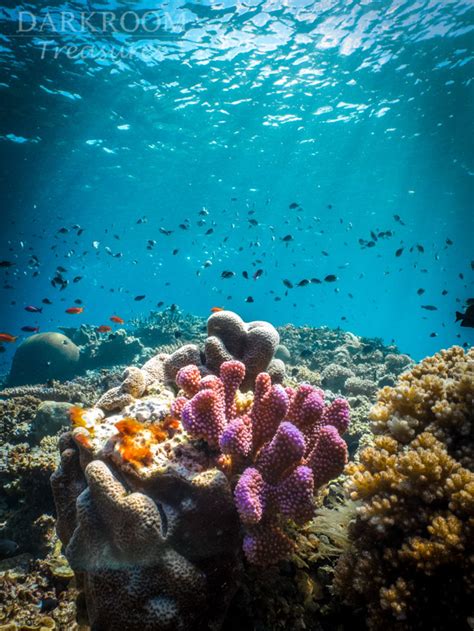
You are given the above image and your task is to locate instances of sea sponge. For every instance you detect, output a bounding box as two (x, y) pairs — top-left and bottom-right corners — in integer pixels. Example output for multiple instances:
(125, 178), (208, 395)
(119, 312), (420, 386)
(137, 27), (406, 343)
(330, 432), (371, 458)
(333, 346), (474, 631)
(205, 311), (283, 390)
(8, 333), (80, 386)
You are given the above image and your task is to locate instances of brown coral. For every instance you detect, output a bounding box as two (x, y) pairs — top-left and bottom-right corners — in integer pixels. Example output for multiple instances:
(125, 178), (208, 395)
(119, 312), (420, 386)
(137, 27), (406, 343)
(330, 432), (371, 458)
(333, 346), (474, 631)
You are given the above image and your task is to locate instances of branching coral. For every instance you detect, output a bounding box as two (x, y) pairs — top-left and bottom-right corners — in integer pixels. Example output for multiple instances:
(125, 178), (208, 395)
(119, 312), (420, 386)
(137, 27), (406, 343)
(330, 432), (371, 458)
(172, 360), (350, 564)
(333, 346), (474, 631)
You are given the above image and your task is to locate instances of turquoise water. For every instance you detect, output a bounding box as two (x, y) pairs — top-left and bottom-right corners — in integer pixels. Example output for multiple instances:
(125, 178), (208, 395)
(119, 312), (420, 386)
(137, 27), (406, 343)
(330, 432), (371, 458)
(0, 0), (473, 369)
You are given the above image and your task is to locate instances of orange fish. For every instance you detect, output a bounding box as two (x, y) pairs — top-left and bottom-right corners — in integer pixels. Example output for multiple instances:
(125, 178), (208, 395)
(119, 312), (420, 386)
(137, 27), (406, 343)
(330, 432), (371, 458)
(110, 315), (124, 324)
(96, 325), (112, 333)
(65, 307), (84, 314)
(211, 307), (224, 313)
(0, 333), (17, 343)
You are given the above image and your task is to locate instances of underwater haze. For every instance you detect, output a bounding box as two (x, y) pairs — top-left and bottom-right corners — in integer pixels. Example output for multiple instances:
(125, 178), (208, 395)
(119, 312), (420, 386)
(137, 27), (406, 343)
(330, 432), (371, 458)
(0, 0), (473, 368)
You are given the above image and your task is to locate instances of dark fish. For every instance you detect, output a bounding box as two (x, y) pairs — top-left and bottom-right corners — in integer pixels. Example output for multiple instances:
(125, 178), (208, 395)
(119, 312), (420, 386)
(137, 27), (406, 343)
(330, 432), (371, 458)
(74, 299), (83, 305)
(283, 279), (293, 289)
(174, 331), (182, 339)
(0, 261), (14, 267)
(253, 269), (263, 280)
(73, 276), (82, 283)
(417, 288), (425, 295)
(159, 228), (172, 236)
(57, 227), (68, 234)
(136, 217), (147, 224)
(205, 229), (214, 235)
(157, 301), (164, 307)
(281, 235), (293, 242)
(421, 305), (438, 311)
(0, 539), (19, 559)
(442, 290), (448, 296)
(221, 271), (235, 279)
(21, 326), (40, 332)
(416, 244), (424, 253)
(40, 597), (58, 613)
(366, 241), (376, 248)
(42, 298), (52, 305)
(77, 229), (84, 236)
(370, 231), (377, 241)
(446, 238), (453, 245)
(173, 249), (179, 255)
(311, 278), (321, 284)
(242, 271), (249, 279)
(395, 248), (404, 257)
(57, 266), (67, 272)
(429, 332), (437, 338)
(297, 279), (309, 287)
(179, 224), (189, 230)
(394, 214), (405, 225)
(456, 304), (474, 328)
(134, 295), (146, 301)
(289, 202), (299, 209)
(324, 275), (337, 282)
(248, 219), (258, 226)
(246, 296), (254, 303)
(321, 250), (329, 256)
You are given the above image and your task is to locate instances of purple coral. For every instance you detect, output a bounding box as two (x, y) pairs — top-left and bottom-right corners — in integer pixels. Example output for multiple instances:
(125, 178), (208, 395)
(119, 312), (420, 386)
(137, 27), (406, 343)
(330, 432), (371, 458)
(174, 360), (350, 564)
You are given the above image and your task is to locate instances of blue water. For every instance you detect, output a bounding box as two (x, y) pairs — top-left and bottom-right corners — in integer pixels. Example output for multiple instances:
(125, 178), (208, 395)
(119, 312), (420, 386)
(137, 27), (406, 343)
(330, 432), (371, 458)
(0, 0), (473, 371)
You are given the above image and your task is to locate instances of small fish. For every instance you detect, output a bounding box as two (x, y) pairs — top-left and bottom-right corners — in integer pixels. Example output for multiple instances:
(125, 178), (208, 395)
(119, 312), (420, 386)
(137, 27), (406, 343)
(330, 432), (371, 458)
(159, 227), (172, 236)
(297, 279), (309, 287)
(324, 275), (337, 282)
(57, 266), (67, 273)
(42, 298), (52, 305)
(246, 296), (254, 303)
(0, 333), (17, 343)
(417, 288), (425, 295)
(395, 248), (404, 257)
(311, 278), (322, 284)
(442, 290), (448, 296)
(242, 271), (249, 279)
(421, 305), (437, 311)
(0, 539), (19, 559)
(21, 326), (39, 332)
(96, 325), (112, 333)
(248, 219), (258, 226)
(429, 332), (438, 338)
(57, 227), (68, 234)
(221, 271), (235, 279)
(416, 244), (424, 253)
(156, 301), (164, 308)
(39, 597), (58, 613)
(283, 279), (293, 289)
(394, 214), (405, 225)
(446, 238), (453, 245)
(456, 304), (474, 328)
(74, 299), (82, 305)
(211, 307), (224, 313)
(281, 234), (293, 242)
(205, 228), (214, 235)
(134, 295), (146, 301)
(110, 315), (125, 324)
(73, 276), (83, 283)
(253, 269), (263, 280)
(0, 261), (14, 267)
(25, 305), (42, 313)
(289, 202), (299, 209)
(66, 307), (84, 314)
(174, 331), (182, 339)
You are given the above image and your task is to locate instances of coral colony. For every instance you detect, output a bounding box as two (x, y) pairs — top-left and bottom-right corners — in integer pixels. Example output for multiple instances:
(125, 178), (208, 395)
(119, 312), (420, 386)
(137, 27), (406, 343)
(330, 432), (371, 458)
(50, 311), (350, 629)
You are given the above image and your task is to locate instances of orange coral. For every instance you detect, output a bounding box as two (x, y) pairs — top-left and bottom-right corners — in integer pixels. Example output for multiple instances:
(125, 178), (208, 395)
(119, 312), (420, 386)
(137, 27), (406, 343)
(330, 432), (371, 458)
(114, 416), (181, 469)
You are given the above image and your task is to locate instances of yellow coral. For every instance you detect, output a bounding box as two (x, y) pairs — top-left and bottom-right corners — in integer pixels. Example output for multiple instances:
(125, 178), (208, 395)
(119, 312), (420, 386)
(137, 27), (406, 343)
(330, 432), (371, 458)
(334, 346), (474, 630)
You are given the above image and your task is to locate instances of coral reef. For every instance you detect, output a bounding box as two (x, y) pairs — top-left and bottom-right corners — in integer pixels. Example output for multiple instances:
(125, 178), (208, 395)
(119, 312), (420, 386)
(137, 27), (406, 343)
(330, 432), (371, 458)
(8, 333), (81, 387)
(333, 346), (474, 631)
(1, 436), (59, 556)
(31, 402), (74, 443)
(172, 360), (350, 564)
(0, 541), (79, 629)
